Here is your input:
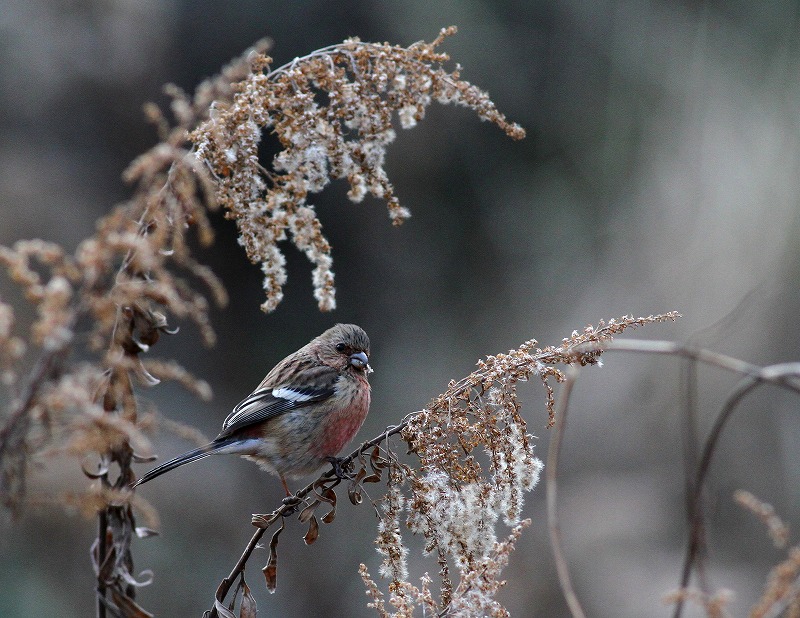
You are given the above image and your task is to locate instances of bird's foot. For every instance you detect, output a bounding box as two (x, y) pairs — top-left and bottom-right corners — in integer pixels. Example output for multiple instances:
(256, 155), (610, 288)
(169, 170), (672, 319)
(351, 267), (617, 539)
(281, 494), (302, 507)
(325, 456), (353, 480)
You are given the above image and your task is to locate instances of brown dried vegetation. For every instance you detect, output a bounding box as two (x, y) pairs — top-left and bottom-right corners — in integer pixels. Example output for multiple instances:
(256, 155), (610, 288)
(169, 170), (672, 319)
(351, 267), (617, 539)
(0, 27), (530, 617)
(1, 25), (794, 618)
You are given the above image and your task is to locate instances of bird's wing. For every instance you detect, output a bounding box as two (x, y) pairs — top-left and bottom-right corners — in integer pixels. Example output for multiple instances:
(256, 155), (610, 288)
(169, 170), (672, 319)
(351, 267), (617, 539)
(217, 364), (340, 438)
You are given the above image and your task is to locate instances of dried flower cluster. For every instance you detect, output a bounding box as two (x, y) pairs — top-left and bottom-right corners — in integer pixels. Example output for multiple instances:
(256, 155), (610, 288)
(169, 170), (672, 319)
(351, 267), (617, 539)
(750, 546), (800, 618)
(0, 231), (216, 511)
(354, 313), (680, 617)
(0, 33), (260, 506)
(734, 490), (790, 550)
(191, 25), (525, 311)
(0, 35), (251, 617)
(667, 490), (800, 618)
(6, 19), (763, 618)
(0, 69), (231, 503)
(735, 492), (800, 618)
(210, 314), (679, 617)
(662, 588), (734, 618)
(0, 29), (532, 617)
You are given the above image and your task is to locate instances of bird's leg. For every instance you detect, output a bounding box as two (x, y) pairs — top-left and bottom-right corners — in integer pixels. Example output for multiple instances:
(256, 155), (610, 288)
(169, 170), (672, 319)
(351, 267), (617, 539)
(280, 475), (291, 497)
(280, 475), (302, 507)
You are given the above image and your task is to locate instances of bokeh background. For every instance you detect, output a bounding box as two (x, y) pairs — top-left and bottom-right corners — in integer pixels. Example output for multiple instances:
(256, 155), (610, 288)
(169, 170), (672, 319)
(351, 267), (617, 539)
(2, 0), (800, 616)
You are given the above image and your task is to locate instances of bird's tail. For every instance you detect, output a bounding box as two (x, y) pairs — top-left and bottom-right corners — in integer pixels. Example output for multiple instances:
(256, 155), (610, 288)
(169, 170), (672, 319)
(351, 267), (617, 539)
(132, 439), (235, 487)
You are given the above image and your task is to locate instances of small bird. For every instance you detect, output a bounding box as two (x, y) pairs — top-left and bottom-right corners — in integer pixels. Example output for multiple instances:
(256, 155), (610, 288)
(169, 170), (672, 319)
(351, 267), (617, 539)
(132, 324), (372, 496)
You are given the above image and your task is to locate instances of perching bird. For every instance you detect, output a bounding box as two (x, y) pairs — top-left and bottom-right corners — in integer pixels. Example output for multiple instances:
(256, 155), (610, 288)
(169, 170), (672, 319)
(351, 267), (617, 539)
(132, 324), (372, 496)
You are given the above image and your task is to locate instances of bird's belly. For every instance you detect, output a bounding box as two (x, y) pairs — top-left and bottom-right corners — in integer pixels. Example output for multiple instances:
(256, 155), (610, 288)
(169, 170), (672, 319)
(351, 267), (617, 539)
(242, 381), (370, 479)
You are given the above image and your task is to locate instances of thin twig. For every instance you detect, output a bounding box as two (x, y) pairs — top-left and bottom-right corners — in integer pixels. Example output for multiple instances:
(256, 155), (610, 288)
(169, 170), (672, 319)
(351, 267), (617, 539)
(97, 508), (108, 618)
(573, 340), (800, 618)
(598, 349), (800, 618)
(594, 340), (800, 394)
(209, 422), (407, 616)
(546, 365), (587, 618)
(671, 378), (758, 617)
(680, 353), (710, 597)
(211, 527), (267, 616)
(0, 344), (70, 511)
(0, 347), (66, 454)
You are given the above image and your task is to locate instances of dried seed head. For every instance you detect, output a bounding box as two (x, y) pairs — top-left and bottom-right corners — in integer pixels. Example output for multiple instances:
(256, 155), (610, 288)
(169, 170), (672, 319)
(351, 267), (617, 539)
(191, 27), (525, 312)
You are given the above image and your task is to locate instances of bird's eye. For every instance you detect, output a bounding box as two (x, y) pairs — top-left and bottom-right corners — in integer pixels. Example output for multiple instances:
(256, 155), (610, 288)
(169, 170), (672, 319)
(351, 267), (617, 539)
(335, 343), (346, 352)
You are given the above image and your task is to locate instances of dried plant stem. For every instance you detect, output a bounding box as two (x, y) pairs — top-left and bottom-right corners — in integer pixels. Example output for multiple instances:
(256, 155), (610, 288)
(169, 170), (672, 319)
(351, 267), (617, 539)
(208, 316), (679, 615)
(673, 377), (758, 618)
(0, 342), (70, 440)
(599, 340), (800, 392)
(210, 424), (406, 616)
(679, 356), (710, 597)
(571, 340), (800, 618)
(212, 526), (266, 614)
(0, 344), (70, 511)
(97, 508), (108, 618)
(546, 365), (587, 618)
(213, 365), (548, 610)
(673, 367), (800, 618)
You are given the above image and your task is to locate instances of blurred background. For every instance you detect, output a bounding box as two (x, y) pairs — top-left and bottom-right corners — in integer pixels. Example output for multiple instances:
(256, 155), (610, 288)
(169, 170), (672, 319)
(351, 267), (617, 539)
(2, 0), (800, 616)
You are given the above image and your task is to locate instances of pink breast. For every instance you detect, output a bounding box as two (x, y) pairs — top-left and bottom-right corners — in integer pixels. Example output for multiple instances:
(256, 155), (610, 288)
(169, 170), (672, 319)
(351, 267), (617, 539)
(316, 388), (370, 456)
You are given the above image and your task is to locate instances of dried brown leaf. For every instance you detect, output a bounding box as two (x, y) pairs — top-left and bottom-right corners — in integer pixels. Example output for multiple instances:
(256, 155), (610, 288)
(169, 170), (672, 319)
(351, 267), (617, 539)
(252, 512), (280, 529)
(320, 487), (337, 524)
(110, 589), (155, 618)
(213, 599), (236, 618)
(81, 457), (110, 479)
(298, 500), (319, 523)
(348, 467), (367, 505)
(303, 513), (319, 545)
(239, 580), (257, 618)
(263, 519), (283, 594)
(370, 445), (389, 471)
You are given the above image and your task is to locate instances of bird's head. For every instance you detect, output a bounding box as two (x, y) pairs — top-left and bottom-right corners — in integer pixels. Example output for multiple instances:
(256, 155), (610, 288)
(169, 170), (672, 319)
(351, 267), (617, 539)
(315, 323), (372, 375)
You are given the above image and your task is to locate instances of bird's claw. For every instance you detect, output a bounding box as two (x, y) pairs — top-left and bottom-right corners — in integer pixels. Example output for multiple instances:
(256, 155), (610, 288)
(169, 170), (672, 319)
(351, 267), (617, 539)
(281, 494), (302, 507)
(325, 456), (352, 480)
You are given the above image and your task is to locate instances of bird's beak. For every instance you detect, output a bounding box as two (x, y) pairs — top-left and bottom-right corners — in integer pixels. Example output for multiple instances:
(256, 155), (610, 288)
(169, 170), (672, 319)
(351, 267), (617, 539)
(350, 351), (372, 373)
